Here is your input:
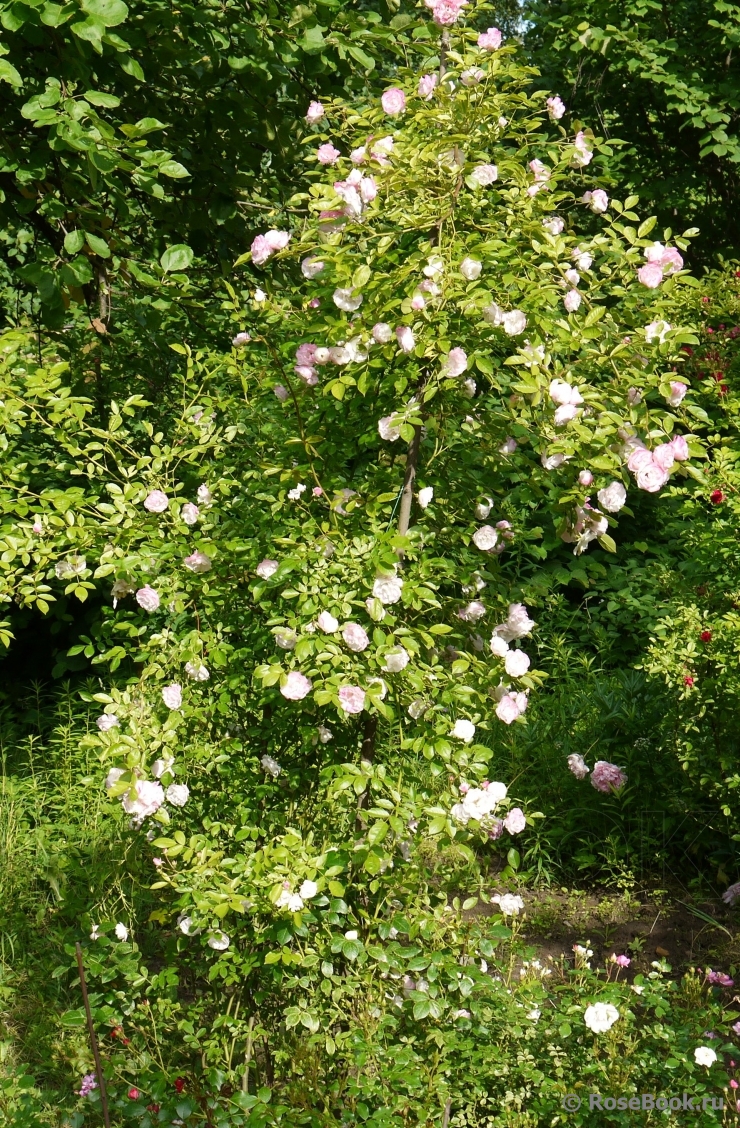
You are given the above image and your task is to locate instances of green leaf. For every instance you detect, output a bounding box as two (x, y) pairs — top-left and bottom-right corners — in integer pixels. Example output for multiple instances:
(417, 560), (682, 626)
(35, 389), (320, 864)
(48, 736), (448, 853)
(347, 45), (375, 71)
(84, 90), (121, 107)
(300, 25), (326, 52)
(597, 533), (617, 553)
(159, 160), (190, 179)
(341, 939), (362, 960)
(63, 230), (85, 255)
(60, 255), (93, 286)
(120, 55), (145, 81)
(0, 59), (22, 87)
(71, 15), (105, 43)
(120, 117), (167, 138)
(85, 233), (110, 258)
(80, 0), (128, 26)
(352, 265), (371, 290)
(160, 244), (193, 272)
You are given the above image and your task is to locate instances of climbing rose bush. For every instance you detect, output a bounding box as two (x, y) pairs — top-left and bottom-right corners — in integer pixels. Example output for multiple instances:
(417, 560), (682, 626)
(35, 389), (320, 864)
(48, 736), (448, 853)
(0, 8), (704, 947)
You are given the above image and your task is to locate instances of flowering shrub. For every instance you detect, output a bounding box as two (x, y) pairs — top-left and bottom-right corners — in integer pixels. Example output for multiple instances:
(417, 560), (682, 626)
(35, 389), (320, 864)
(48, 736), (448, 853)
(0, 0), (713, 958)
(34, 895), (740, 1127)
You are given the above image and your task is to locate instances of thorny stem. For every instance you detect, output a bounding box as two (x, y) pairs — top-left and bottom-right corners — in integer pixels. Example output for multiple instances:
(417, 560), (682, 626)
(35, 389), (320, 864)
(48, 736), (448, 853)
(256, 333), (329, 504)
(439, 30), (450, 81)
(75, 943), (112, 1128)
(395, 422), (423, 549)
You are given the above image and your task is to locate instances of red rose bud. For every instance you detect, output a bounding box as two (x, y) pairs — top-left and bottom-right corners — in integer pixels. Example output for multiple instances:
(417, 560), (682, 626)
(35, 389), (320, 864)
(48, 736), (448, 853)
(684, 676), (694, 686)
(174, 1078), (186, 1093)
(128, 1088), (140, 1100)
(147, 1104), (160, 1113)
(710, 490), (725, 504)
(700, 630), (712, 642)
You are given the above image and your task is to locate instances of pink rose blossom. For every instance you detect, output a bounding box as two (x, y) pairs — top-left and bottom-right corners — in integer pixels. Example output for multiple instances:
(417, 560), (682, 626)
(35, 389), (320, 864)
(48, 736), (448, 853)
(626, 445), (653, 473)
(564, 290), (581, 313)
(372, 322), (393, 344)
(306, 101), (324, 124)
(378, 415), (402, 441)
(162, 683), (182, 709)
(144, 489), (169, 513)
(122, 779), (164, 820)
(183, 551), (212, 573)
(274, 385), (289, 401)
(396, 326), (415, 353)
(504, 807), (526, 834)
(470, 164), (498, 186)
(342, 622), (369, 652)
(360, 176), (377, 202)
(547, 96), (566, 121)
(668, 381), (687, 406)
(295, 343), (317, 367)
(256, 559), (279, 579)
(445, 347), (468, 377)
(588, 188), (608, 212)
(636, 462), (670, 493)
(669, 434), (689, 461)
(317, 610), (338, 633)
(381, 88), (406, 115)
(568, 753), (590, 779)
(301, 257), (324, 279)
(543, 216), (565, 235)
(590, 760), (627, 793)
(572, 131), (593, 167)
(251, 234), (271, 266)
(433, 0), (462, 26)
(136, 585), (160, 612)
(317, 143), (341, 165)
(579, 470), (594, 486)
(418, 74), (438, 100)
(597, 481), (627, 512)
(504, 650), (530, 678)
(478, 27), (502, 49)
(338, 685), (366, 714)
(644, 242), (683, 274)
(265, 230), (289, 252)
(181, 502), (199, 525)
(496, 693), (522, 724)
(722, 882), (740, 906)
(660, 246), (684, 274)
(251, 230), (290, 266)
(554, 403), (579, 426)
(652, 443), (675, 472)
(638, 263), (664, 288)
(281, 671), (313, 701)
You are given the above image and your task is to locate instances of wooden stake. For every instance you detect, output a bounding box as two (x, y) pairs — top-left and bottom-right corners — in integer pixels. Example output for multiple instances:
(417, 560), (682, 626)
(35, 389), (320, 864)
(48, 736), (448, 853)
(75, 942), (112, 1128)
